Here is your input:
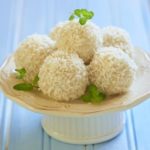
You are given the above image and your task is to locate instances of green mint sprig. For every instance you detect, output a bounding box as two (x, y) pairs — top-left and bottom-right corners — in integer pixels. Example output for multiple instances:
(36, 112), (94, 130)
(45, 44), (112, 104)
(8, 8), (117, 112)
(69, 9), (94, 25)
(13, 83), (33, 91)
(32, 75), (39, 87)
(81, 84), (106, 104)
(15, 68), (26, 79)
(13, 68), (39, 91)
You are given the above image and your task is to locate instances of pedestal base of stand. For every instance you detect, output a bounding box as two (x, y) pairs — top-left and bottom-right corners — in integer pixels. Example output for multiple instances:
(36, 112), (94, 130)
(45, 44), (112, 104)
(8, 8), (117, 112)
(41, 112), (125, 144)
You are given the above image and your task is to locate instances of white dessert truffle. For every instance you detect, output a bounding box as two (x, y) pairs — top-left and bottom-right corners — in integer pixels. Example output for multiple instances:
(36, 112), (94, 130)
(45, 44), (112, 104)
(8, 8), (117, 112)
(39, 51), (89, 101)
(14, 34), (55, 82)
(102, 26), (133, 57)
(88, 47), (137, 95)
(50, 20), (102, 64)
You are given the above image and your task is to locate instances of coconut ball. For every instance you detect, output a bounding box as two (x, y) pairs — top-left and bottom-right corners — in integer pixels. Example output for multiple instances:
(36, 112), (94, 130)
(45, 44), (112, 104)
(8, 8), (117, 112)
(50, 21), (67, 41)
(50, 20), (102, 64)
(14, 34), (55, 82)
(88, 47), (137, 95)
(39, 51), (89, 101)
(102, 26), (134, 57)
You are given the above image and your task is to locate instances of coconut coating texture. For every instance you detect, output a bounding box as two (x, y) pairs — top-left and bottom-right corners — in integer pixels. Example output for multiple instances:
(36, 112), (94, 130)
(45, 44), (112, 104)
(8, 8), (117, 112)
(88, 47), (137, 95)
(102, 26), (134, 57)
(50, 20), (102, 64)
(14, 34), (55, 82)
(39, 51), (89, 101)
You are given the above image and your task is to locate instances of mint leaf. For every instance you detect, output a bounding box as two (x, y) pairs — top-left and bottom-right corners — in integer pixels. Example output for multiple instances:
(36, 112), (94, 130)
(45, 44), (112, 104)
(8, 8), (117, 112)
(79, 17), (87, 25)
(81, 92), (91, 102)
(69, 14), (75, 20)
(88, 84), (97, 93)
(81, 9), (88, 17)
(87, 11), (94, 19)
(15, 68), (26, 79)
(99, 92), (106, 100)
(81, 84), (106, 104)
(13, 83), (33, 91)
(74, 9), (81, 17)
(32, 74), (39, 87)
(91, 92), (106, 104)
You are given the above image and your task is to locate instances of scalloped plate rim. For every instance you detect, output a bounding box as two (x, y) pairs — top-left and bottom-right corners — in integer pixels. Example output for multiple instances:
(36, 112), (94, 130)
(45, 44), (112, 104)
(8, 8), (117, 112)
(0, 49), (150, 117)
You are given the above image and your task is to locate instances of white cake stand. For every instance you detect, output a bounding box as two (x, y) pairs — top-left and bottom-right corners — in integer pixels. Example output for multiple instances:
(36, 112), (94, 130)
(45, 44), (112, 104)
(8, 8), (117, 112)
(0, 49), (150, 144)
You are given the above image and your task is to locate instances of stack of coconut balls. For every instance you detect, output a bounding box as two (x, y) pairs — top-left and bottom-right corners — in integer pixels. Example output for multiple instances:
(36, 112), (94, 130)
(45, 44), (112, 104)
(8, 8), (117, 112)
(14, 19), (137, 102)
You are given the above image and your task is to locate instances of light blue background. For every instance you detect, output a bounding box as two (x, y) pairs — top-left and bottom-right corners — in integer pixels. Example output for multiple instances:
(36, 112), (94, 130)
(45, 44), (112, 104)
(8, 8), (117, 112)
(0, 0), (150, 150)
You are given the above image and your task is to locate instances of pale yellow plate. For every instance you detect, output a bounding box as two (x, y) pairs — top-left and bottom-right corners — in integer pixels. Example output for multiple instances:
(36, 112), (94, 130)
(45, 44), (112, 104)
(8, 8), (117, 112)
(0, 49), (150, 117)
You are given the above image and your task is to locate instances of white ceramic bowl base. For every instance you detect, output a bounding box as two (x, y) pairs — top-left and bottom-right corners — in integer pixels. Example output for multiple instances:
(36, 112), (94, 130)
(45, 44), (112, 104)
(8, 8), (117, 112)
(41, 111), (125, 144)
